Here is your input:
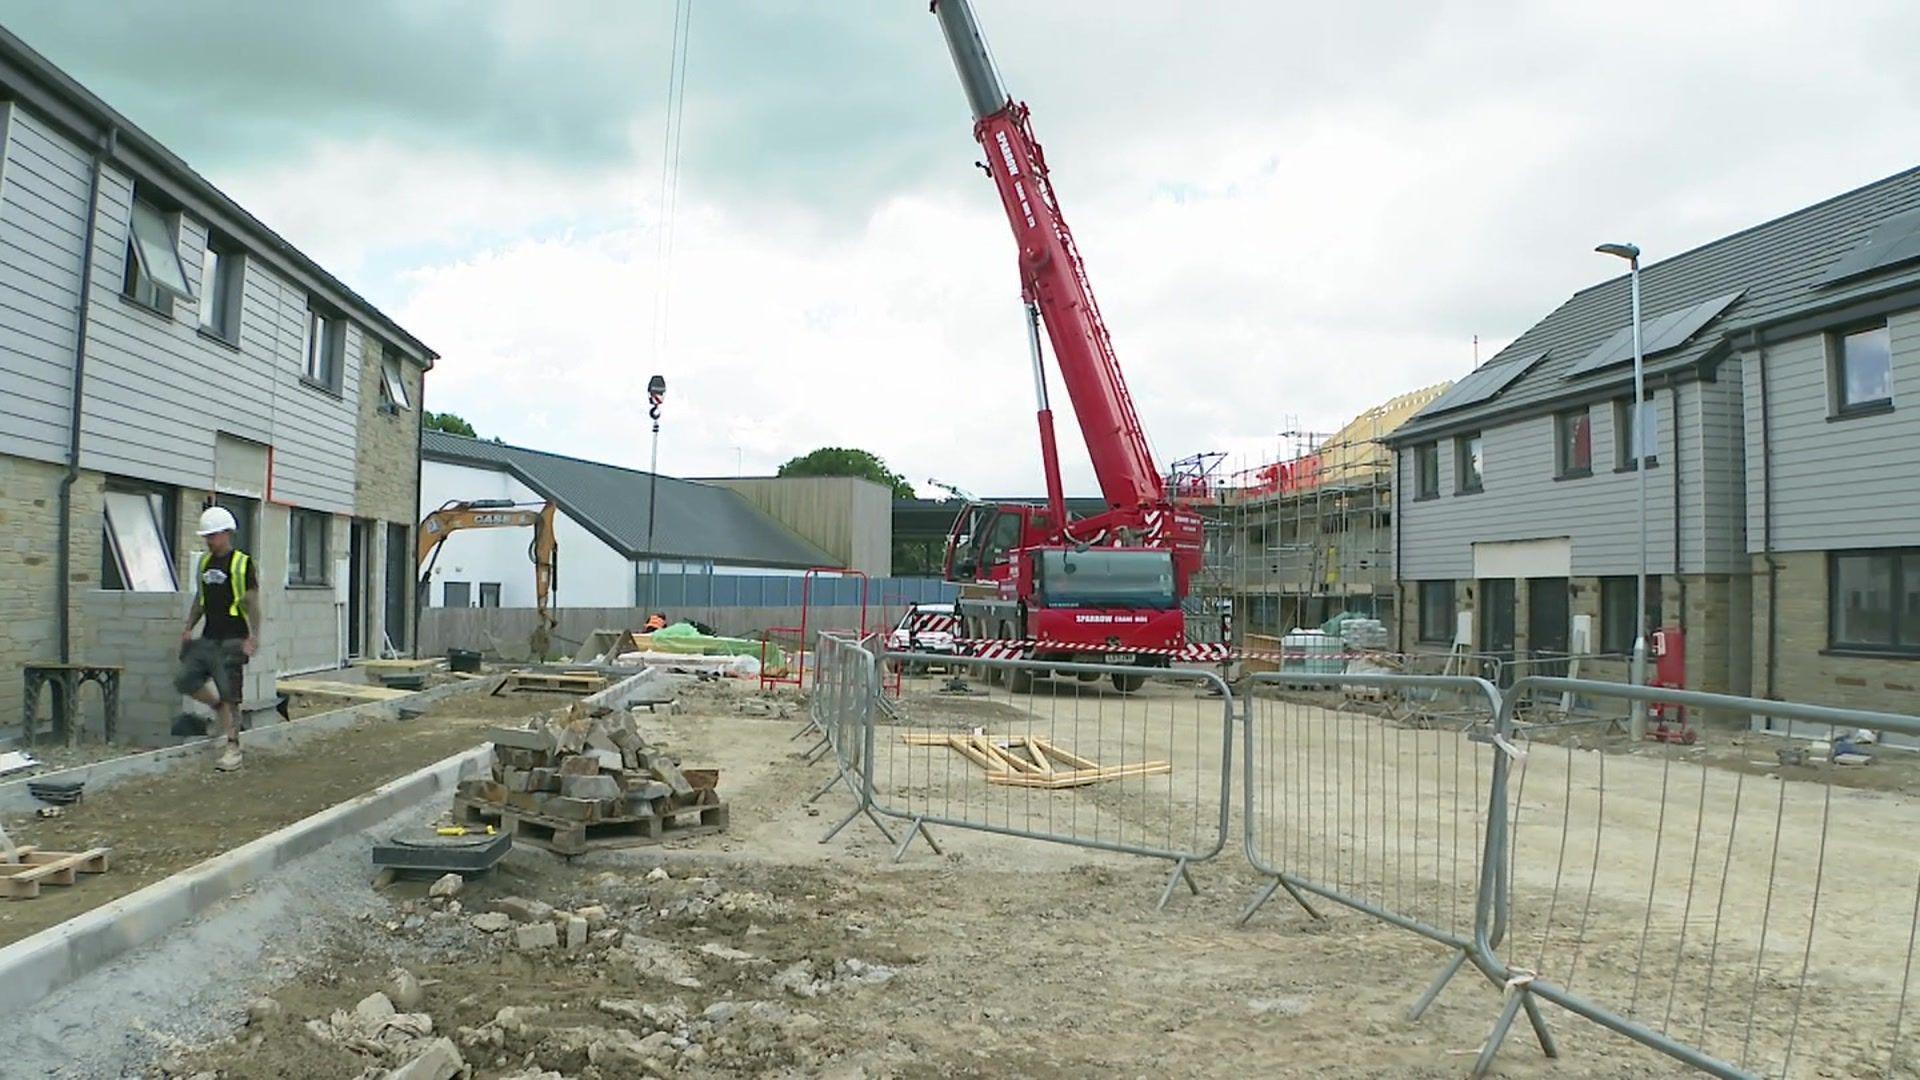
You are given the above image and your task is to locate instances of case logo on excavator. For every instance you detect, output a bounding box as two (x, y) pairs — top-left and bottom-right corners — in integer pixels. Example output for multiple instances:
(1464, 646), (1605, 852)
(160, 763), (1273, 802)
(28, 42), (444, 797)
(470, 513), (515, 525)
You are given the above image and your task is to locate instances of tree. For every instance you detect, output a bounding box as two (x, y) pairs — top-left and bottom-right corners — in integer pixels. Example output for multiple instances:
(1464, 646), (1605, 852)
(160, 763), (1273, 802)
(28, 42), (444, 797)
(424, 411), (477, 438)
(777, 447), (915, 499)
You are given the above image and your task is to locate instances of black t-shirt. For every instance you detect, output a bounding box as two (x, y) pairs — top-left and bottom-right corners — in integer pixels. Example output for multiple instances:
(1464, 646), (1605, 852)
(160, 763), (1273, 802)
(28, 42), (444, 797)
(199, 550), (258, 640)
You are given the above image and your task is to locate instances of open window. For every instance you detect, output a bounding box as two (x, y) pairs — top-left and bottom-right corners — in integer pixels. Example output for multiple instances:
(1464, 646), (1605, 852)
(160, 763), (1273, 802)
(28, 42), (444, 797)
(379, 347), (411, 411)
(124, 191), (195, 313)
(197, 232), (245, 343)
(102, 480), (178, 591)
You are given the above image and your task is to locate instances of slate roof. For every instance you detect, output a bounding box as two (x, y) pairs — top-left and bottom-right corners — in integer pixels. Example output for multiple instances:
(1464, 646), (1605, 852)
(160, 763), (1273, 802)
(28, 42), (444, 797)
(423, 431), (835, 569)
(1390, 166), (1920, 444)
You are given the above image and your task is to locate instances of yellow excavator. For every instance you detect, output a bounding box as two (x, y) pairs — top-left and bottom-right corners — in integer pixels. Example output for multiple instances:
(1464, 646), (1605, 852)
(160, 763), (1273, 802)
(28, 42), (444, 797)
(418, 499), (559, 658)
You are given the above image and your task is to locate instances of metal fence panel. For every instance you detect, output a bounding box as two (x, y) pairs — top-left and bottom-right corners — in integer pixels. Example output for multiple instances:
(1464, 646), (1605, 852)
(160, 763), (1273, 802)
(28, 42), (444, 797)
(843, 651), (1235, 907)
(1478, 676), (1920, 1079)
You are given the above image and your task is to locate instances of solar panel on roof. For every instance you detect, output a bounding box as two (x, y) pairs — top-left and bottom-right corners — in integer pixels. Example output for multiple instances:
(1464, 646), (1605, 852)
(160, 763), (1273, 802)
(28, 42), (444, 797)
(1815, 207), (1920, 287)
(1566, 290), (1744, 378)
(1413, 350), (1548, 417)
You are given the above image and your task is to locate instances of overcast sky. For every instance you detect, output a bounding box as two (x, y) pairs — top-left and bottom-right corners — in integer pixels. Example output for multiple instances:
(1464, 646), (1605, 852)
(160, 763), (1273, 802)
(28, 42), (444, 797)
(6, 0), (1918, 496)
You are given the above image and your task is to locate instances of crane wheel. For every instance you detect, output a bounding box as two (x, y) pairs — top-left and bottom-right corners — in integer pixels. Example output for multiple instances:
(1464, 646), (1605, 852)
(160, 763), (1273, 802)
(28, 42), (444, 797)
(1110, 673), (1146, 693)
(1007, 665), (1033, 694)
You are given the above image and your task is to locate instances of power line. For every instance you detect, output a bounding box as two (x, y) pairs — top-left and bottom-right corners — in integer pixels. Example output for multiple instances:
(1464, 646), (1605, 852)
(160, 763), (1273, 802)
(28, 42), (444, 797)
(650, 0), (694, 385)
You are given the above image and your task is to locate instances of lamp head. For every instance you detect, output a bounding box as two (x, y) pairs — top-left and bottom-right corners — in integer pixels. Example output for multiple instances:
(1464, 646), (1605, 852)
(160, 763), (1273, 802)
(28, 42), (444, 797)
(1595, 242), (1641, 264)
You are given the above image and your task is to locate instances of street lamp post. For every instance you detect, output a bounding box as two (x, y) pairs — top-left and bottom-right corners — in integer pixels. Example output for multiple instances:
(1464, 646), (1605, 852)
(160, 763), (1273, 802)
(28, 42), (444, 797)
(1596, 242), (1649, 740)
(645, 374), (666, 613)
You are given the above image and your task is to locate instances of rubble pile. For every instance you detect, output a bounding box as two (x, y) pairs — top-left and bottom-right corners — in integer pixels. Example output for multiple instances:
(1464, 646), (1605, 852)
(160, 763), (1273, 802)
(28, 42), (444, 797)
(457, 703), (725, 852)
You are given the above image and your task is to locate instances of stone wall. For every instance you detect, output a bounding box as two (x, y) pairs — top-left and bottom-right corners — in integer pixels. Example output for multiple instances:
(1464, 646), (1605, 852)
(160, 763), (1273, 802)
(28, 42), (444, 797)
(0, 456), (67, 730)
(1752, 551), (1919, 716)
(353, 341), (423, 657)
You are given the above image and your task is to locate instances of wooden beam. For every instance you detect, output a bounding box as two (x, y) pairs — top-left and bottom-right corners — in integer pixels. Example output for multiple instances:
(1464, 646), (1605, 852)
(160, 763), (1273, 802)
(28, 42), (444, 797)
(275, 679), (412, 702)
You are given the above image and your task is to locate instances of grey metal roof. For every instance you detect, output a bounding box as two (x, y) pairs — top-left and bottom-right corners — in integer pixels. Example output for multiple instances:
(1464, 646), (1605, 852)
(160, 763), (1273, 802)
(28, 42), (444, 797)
(423, 431), (836, 569)
(1391, 166), (1920, 443)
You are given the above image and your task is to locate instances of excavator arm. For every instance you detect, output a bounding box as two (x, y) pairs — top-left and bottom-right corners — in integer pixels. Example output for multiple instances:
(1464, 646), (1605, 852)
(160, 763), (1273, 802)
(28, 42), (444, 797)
(417, 499), (559, 657)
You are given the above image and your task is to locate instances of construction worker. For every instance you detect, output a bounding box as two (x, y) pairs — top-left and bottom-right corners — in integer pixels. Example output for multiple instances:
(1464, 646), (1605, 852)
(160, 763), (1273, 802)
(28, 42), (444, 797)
(175, 506), (259, 771)
(645, 612), (668, 632)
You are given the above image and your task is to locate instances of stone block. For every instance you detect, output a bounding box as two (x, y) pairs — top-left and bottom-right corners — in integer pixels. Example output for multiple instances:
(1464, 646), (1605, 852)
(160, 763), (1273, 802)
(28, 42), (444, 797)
(559, 755), (599, 777)
(528, 767), (559, 792)
(589, 748), (623, 772)
(514, 922), (558, 952)
(488, 726), (556, 752)
(502, 768), (532, 793)
(545, 797), (600, 822)
(560, 774), (621, 800)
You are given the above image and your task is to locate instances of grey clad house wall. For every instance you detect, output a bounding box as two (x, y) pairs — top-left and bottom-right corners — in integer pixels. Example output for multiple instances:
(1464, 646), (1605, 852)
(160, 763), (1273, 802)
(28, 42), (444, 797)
(0, 102), (85, 463)
(1743, 310), (1920, 552)
(1394, 387), (1687, 581)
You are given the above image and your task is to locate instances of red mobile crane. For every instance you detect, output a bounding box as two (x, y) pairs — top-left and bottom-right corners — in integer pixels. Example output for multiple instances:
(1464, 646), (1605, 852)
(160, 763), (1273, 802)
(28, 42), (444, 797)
(931, 0), (1205, 691)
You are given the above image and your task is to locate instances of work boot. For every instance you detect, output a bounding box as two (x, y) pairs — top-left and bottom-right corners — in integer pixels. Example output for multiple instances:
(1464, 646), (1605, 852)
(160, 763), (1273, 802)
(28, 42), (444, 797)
(215, 742), (243, 771)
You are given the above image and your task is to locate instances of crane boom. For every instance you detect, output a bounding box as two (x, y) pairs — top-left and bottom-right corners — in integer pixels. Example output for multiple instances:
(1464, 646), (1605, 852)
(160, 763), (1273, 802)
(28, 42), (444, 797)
(933, 0), (1164, 512)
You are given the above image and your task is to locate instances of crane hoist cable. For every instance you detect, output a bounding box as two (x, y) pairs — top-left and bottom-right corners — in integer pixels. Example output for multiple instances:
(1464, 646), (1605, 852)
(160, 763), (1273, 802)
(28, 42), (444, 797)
(650, 0), (694, 381)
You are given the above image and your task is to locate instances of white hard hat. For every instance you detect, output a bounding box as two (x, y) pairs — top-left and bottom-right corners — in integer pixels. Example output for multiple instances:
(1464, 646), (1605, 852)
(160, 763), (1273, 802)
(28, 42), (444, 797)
(196, 506), (238, 536)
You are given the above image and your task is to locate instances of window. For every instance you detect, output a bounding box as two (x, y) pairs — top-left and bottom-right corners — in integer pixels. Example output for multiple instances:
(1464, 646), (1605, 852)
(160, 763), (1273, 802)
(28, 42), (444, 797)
(101, 480), (178, 591)
(1555, 407), (1592, 478)
(442, 581), (472, 608)
(1418, 580), (1455, 644)
(1454, 433), (1483, 493)
(197, 235), (244, 342)
(1613, 397), (1659, 469)
(123, 192), (194, 313)
(1831, 323), (1894, 415)
(478, 582), (501, 608)
(213, 493), (260, 556)
(288, 509), (331, 585)
(1599, 575), (1664, 654)
(1413, 443), (1440, 499)
(303, 303), (343, 389)
(1829, 549), (1920, 654)
(379, 348), (411, 411)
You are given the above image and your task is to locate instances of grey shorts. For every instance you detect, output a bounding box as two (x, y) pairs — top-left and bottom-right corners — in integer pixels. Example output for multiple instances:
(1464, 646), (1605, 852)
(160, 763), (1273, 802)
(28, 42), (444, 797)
(175, 637), (248, 704)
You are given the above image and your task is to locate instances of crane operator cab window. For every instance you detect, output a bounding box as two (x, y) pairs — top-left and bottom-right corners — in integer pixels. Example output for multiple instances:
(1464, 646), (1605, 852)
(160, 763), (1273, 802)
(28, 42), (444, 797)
(1035, 549), (1176, 610)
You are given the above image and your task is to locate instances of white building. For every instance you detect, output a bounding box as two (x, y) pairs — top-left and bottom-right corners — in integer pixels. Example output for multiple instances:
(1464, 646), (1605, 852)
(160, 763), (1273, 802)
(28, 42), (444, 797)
(420, 432), (836, 610)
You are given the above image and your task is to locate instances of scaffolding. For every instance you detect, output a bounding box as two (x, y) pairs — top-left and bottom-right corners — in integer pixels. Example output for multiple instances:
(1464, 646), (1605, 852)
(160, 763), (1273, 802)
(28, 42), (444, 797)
(1183, 384), (1450, 651)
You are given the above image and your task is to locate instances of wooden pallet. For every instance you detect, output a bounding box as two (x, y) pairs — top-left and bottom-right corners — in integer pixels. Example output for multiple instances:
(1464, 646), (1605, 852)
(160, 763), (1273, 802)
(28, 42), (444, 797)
(275, 678), (413, 702)
(902, 732), (1171, 789)
(0, 845), (111, 900)
(453, 797), (727, 856)
(493, 671), (608, 696)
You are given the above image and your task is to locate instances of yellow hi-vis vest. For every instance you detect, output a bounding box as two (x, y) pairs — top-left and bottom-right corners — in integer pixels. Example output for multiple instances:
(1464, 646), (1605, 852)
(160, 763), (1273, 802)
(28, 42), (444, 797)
(198, 549), (251, 621)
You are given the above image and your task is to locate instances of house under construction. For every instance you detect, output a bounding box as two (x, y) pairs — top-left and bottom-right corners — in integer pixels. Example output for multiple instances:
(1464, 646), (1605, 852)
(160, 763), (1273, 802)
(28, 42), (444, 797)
(1187, 383), (1450, 644)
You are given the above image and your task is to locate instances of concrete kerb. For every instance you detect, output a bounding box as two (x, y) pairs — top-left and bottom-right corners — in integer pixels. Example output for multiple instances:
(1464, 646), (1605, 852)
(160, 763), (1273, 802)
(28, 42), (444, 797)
(581, 666), (668, 711)
(0, 675), (499, 816)
(0, 742), (492, 1014)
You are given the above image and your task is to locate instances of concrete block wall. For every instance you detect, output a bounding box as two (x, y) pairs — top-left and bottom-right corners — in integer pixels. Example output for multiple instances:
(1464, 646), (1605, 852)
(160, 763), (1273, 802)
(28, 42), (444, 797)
(77, 590), (188, 743)
(353, 343), (422, 656)
(1752, 551), (1919, 716)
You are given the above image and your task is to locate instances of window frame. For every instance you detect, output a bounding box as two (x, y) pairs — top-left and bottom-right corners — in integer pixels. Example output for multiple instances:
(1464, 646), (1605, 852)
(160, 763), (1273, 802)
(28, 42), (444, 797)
(1828, 321), (1895, 418)
(477, 582), (502, 608)
(1412, 443), (1440, 501)
(1554, 407), (1593, 480)
(196, 231), (245, 345)
(123, 190), (195, 315)
(1599, 575), (1664, 654)
(443, 581), (472, 608)
(1827, 548), (1920, 656)
(1453, 432), (1483, 494)
(1612, 397), (1661, 471)
(101, 477), (179, 592)
(1417, 580), (1455, 644)
(379, 347), (411, 411)
(287, 508), (332, 587)
(301, 302), (344, 393)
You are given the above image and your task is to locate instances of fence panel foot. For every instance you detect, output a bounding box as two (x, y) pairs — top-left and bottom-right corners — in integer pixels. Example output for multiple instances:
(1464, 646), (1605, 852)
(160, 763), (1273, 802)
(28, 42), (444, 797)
(889, 816), (943, 862)
(1519, 991), (1557, 1059)
(1407, 950), (1468, 1022)
(1155, 858), (1198, 912)
(1237, 874), (1324, 926)
(802, 736), (831, 764)
(806, 769), (843, 804)
(820, 800), (898, 847)
(1470, 986), (1527, 1078)
(789, 718), (819, 742)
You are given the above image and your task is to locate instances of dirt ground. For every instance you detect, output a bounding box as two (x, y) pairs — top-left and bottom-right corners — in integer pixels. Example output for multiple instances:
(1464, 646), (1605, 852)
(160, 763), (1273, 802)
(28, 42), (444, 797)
(0, 687), (581, 947)
(144, 671), (1918, 1078)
